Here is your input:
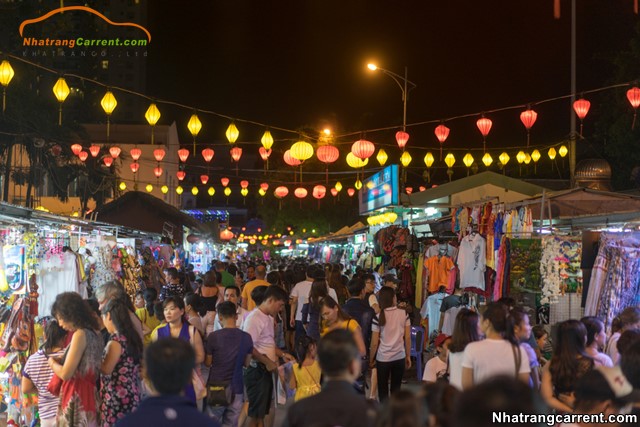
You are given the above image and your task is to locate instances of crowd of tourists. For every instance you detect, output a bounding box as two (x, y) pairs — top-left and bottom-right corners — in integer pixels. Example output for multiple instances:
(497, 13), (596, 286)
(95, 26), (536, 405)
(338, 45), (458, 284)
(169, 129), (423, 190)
(23, 257), (640, 427)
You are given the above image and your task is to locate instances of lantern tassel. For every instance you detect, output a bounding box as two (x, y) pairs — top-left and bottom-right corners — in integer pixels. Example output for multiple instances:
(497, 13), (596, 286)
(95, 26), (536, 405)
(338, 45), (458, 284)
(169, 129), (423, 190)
(193, 140), (196, 157)
(58, 105), (62, 126)
(440, 146), (443, 161)
(151, 127), (155, 145)
(554, 0), (561, 19)
(633, 111), (637, 130)
(579, 122), (583, 137)
(636, 0), (638, 14)
(325, 166), (328, 184)
(2, 89), (5, 113)
(527, 131), (531, 147)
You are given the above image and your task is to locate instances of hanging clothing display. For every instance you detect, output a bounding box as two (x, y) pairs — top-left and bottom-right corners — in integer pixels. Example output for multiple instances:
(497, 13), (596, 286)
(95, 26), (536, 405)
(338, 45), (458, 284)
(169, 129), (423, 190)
(37, 249), (86, 317)
(420, 291), (447, 338)
(458, 233), (486, 290)
(424, 255), (455, 294)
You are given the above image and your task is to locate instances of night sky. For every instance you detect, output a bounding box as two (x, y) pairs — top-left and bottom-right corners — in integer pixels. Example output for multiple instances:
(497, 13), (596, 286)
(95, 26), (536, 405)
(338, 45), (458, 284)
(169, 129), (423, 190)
(146, 0), (639, 152)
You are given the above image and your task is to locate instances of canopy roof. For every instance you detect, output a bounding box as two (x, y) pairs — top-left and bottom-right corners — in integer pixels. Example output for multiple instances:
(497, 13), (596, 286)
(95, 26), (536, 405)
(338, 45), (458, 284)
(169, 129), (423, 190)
(309, 221), (367, 243)
(402, 171), (546, 207)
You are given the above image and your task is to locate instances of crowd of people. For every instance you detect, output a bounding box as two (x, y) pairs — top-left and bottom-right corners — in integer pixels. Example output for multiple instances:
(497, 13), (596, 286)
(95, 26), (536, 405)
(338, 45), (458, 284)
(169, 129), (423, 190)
(21, 257), (640, 427)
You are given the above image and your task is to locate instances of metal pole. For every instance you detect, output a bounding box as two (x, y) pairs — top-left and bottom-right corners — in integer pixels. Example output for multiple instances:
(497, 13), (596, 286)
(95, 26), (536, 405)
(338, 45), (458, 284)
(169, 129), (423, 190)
(403, 66), (408, 132)
(570, 0), (577, 187)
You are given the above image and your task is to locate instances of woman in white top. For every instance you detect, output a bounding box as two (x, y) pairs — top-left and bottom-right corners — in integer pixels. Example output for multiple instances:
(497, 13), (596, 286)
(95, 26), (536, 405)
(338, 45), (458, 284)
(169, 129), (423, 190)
(581, 316), (613, 367)
(447, 308), (481, 390)
(369, 287), (411, 402)
(461, 302), (530, 389)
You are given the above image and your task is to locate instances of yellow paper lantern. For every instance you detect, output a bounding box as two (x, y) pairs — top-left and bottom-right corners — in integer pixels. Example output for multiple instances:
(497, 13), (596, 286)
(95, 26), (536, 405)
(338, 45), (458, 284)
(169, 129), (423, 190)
(101, 91), (117, 115)
(335, 181), (343, 192)
(355, 180), (362, 190)
(258, 188), (266, 196)
(524, 153), (532, 165)
(346, 152), (368, 168)
(261, 130), (274, 150)
(145, 184), (153, 193)
(145, 103), (161, 126)
(531, 149), (541, 163)
(208, 187), (215, 196)
(187, 114), (202, 137)
(424, 152), (435, 168)
(119, 181), (127, 191)
(176, 186), (184, 195)
(516, 151), (526, 164)
(161, 185), (169, 194)
(400, 151), (412, 167)
(463, 153), (474, 168)
(53, 77), (70, 103)
(241, 188), (249, 197)
(0, 60), (15, 87)
(290, 140), (314, 161)
(224, 187), (232, 196)
(548, 147), (557, 160)
(482, 152), (493, 167)
(366, 180), (375, 190)
(191, 186), (199, 196)
(377, 149), (388, 166)
(499, 152), (510, 165)
(226, 122), (239, 144)
(559, 145), (568, 158)
(386, 212), (398, 223)
(444, 153), (456, 168)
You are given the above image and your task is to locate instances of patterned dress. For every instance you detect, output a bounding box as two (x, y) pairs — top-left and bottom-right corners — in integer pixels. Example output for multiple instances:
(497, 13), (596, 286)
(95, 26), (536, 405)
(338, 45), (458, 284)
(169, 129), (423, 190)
(100, 334), (141, 427)
(58, 329), (103, 427)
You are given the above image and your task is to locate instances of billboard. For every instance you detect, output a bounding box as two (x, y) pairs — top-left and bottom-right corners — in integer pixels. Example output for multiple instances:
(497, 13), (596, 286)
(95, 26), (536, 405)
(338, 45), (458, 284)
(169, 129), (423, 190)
(358, 164), (399, 215)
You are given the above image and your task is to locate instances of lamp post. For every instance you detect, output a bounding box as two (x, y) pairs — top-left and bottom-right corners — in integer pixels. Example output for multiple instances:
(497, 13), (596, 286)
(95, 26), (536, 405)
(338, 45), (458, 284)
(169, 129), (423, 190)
(367, 63), (417, 133)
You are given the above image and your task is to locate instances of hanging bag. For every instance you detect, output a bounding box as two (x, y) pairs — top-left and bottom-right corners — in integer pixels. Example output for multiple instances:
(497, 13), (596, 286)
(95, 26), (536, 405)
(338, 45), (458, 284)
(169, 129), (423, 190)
(206, 380), (234, 407)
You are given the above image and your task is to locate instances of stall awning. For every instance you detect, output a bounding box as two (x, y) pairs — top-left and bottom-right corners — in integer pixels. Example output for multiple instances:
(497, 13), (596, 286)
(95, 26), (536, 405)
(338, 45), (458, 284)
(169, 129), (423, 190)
(401, 171), (547, 207)
(309, 222), (368, 243)
(525, 187), (640, 219)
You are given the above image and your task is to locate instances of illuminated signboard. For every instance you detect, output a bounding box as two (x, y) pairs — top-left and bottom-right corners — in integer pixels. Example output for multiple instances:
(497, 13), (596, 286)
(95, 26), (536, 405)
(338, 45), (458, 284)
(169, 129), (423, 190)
(358, 164), (399, 215)
(354, 233), (367, 244)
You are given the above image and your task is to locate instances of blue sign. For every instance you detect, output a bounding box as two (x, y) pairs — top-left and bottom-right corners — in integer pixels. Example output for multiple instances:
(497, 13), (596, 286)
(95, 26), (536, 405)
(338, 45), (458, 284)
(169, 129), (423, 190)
(358, 165), (399, 214)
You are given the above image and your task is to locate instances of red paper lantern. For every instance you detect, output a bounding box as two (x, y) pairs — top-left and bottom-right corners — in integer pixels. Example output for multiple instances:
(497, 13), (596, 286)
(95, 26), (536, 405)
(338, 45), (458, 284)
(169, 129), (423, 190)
(230, 147), (242, 162)
(221, 177), (230, 187)
(260, 182), (269, 191)
(627, 87), (640, 108)
(240, 180), (249, 189)
(405, 187), (413, 194)
(130, 148), (142, 161)
(316, 145), (339, 164)
(71, 144), (83, 156)
(351, 139), (375, 160)
(419, 186), (426, 192)
(330, 188), (338, 197)
(347, 188), (355, 197)
(103, 157), (114, 167)
(177, 148), (190, 163)
(283, 150), (301, 167)
(274, 186), (289, 198)
(202, 148), (214, 162)
(176, 171), (186, 181)
(154, 167), (163, 178)
(220, 229), (234, 241)
(434, 124), (450, 143)
(573, 98), (591, 120)
(294, 187), (308, 198)
(520, 109), (538, 130)
(200, 175), (209, 185)
(130, 162), (140, 173)
(476, 117), (493, 137)
(312, 185), (326, 199)
(259, 147), (271, 161)
(109, 146), (121, 159)
(395, 131), (409, 149)
(153, 148), (166, 162)
(78, 151), (88, 162)
(89, 145), (100, 158)
(51, 145), (62, 156)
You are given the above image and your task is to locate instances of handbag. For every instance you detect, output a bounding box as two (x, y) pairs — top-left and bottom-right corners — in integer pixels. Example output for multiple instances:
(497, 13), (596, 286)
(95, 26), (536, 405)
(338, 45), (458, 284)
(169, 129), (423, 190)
(206, 381), (234, 407)
(47, 373), (63, 396)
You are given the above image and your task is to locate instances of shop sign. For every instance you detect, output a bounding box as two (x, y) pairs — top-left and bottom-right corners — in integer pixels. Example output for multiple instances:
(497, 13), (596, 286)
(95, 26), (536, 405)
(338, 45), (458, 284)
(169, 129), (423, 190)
(354, 233), (367, 244)
(358, 164), (399, 214)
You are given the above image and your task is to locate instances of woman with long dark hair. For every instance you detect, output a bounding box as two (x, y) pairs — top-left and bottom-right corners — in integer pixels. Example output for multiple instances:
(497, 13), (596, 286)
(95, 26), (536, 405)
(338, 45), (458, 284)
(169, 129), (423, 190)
(541, 319), (594, 412)
(328, 265), (349, 305)
(581, 316), (613, 367)
(447, 308), (481, 390)
(461, 302), (531, 390)
(302, 279), (329, 341)
(369, 287), (412, 402)
(100, 298), (143, 426)
(151, 296), (205, 402)
(48, 293), (103, 427)
(320, 296), (367, 356)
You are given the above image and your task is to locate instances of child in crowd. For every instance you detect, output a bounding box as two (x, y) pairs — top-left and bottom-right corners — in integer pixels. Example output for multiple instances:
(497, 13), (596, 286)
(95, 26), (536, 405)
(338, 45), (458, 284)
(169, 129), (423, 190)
(423, 334), (451, 383)
(290, 335), (322, 401)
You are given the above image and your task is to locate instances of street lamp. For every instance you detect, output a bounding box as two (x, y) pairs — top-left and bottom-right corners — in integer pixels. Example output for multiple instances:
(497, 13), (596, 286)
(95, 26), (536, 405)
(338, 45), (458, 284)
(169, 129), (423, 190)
(366, 63), (417, 133)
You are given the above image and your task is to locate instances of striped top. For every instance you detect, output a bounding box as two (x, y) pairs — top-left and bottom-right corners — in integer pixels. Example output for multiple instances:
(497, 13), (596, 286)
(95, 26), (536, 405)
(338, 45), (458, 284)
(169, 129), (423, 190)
(22, 349), (65, 420)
